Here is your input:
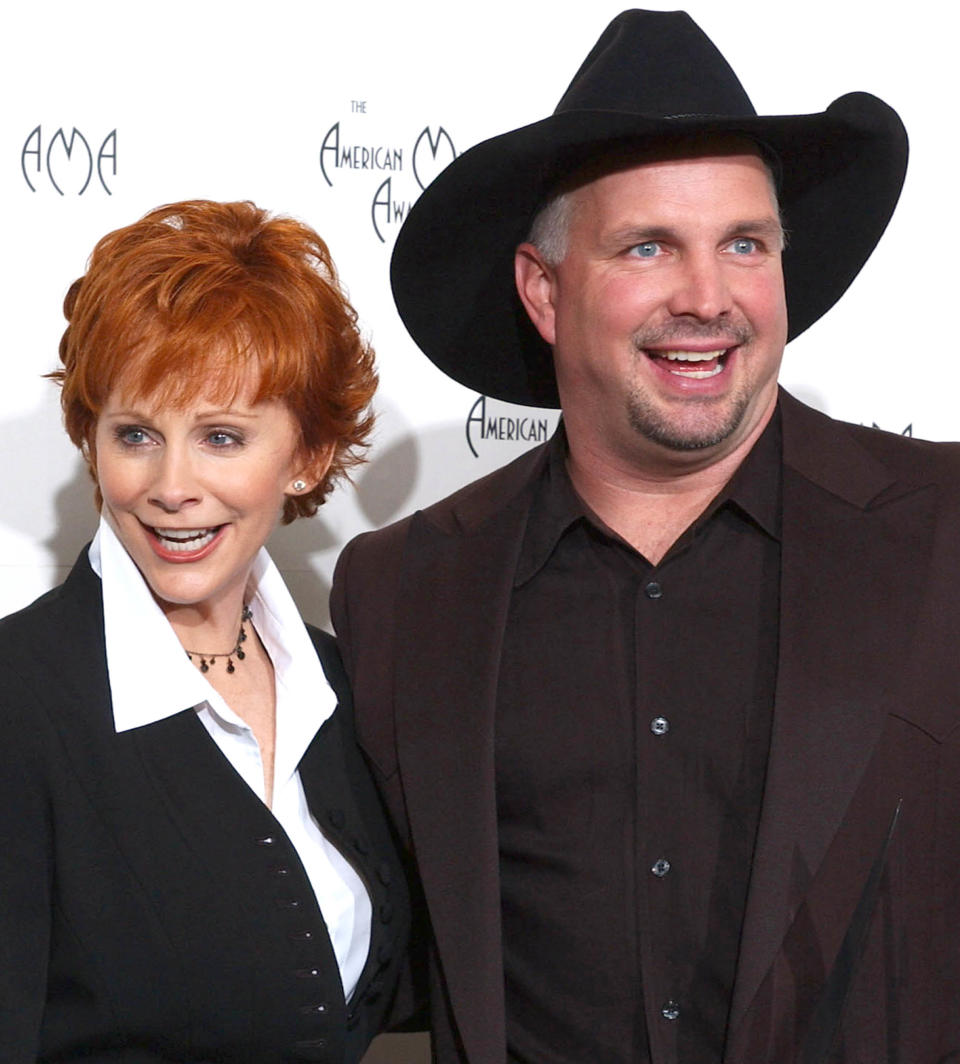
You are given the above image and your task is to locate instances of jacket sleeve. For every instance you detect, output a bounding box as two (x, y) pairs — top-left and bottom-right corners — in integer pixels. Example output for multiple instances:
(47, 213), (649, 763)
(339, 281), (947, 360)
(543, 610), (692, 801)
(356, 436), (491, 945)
(0, 665), (54, 1061)
(330, 530), (430, 1033)
(330, 536), (357, 678)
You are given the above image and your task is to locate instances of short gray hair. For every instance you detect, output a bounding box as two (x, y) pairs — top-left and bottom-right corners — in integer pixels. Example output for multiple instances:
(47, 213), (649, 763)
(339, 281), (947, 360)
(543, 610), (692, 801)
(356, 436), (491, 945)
(526, 190), (576, 267)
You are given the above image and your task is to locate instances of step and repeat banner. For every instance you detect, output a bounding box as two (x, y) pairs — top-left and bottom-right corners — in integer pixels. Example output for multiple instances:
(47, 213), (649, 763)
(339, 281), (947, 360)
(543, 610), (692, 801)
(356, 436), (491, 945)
(3, 0), (955, 627)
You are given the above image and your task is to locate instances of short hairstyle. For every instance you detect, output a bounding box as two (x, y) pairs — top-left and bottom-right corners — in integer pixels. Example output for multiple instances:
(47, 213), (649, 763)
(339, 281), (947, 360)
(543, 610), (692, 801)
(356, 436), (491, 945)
(52, 199), (377, 522)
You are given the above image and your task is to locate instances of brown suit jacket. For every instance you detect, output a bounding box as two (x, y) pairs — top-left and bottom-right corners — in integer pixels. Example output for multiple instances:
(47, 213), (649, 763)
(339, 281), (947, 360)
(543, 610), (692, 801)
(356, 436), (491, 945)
(331, 391), (960, 1063)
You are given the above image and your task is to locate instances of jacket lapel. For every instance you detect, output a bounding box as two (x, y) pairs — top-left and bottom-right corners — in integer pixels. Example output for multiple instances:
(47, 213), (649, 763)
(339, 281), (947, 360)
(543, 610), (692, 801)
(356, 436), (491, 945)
(392, 449), (546, 1064)
(727, 394), (937, 1050)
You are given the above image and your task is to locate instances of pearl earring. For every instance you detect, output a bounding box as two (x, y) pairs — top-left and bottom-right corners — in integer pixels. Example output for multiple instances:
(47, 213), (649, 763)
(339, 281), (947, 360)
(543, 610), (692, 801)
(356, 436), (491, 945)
(292, 479), (307, 492)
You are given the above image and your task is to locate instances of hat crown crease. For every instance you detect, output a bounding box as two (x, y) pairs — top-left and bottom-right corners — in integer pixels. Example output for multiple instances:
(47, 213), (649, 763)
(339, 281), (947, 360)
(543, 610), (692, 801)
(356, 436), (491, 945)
(554, 9), (757, 120)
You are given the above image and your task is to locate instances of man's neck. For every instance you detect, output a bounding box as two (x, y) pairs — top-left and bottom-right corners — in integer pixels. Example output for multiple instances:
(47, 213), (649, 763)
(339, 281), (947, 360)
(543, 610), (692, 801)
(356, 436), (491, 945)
(565, 411), (774, 564)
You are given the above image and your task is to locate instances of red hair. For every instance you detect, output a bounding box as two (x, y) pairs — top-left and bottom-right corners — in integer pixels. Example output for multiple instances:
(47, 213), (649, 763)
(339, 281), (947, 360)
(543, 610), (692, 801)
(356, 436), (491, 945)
(52, 199), (377, 522)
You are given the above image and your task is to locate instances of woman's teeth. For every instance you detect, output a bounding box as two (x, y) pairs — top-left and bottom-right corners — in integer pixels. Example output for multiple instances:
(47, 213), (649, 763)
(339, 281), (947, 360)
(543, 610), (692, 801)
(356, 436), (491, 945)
(154, 527), (218, 552)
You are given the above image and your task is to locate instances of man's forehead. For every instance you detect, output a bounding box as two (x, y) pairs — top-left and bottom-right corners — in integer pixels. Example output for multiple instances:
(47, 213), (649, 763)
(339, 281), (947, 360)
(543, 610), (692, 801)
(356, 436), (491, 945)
(567, 134), (775, 196)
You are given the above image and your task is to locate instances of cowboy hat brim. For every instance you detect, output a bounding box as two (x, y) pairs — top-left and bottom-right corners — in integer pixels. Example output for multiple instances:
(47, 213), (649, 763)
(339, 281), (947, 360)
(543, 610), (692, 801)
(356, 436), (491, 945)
(391, 92), (907, 408)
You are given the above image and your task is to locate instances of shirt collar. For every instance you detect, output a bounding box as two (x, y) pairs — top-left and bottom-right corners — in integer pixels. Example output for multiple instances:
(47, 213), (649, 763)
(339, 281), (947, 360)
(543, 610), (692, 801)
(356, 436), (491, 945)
(89, 516), (336, 762)
(516, 406), (782, 586)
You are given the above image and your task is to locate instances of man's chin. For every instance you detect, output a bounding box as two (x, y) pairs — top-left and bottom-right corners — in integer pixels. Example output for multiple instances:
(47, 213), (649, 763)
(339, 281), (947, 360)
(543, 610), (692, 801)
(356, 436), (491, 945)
(626, 394), (750, 455)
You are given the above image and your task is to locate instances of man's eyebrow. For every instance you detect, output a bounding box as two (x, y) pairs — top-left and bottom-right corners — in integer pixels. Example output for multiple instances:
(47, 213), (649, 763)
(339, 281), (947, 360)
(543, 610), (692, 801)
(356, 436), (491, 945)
(604, 225), (680, 247)
(722, 218), (785, 244)
(604, 217), (785, 250)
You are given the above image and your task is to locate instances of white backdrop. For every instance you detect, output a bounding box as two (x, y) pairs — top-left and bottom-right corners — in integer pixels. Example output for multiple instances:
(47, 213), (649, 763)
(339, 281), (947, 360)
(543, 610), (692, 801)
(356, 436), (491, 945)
(3, 0), (956, 627)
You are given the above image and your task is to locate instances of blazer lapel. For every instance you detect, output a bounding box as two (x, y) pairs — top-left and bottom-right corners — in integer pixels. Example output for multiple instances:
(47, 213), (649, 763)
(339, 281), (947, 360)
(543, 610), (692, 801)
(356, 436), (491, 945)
(392, 462), (541, 1064)
(727, 395), (937, 1050)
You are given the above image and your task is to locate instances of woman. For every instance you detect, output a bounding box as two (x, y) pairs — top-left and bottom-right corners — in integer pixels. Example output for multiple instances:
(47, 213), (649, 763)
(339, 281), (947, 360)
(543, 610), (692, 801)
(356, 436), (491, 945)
(0, 200), (409, 1062)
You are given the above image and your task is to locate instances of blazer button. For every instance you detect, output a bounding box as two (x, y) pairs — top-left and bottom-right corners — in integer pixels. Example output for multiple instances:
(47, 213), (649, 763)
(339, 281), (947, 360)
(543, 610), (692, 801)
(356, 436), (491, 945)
(376, 862), (393, 886)
(661, 1000), (680, 1021)
(378, 902), (394, 924)
(352, 836), (369, 855)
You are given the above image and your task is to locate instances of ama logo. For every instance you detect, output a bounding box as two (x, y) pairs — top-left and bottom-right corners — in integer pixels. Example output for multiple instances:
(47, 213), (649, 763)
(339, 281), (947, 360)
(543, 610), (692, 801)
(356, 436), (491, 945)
(319, 115), (456, 243)
(22, 126), (117, 195)
(465, 395), (558, 459)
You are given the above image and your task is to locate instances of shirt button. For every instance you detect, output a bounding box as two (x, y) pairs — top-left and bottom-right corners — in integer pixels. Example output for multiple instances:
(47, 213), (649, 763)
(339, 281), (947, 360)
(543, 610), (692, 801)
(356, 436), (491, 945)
(644, 580), (663, 600)
(650, 716), (670, 736)
(662, 1000), (680, 1021)
(651, 858), (671, 877)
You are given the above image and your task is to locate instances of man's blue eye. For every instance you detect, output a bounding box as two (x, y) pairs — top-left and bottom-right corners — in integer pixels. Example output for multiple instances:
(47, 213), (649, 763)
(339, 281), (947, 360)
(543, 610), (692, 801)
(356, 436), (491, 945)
(730, 238), (757, 254)
(631, 242), (660, 258)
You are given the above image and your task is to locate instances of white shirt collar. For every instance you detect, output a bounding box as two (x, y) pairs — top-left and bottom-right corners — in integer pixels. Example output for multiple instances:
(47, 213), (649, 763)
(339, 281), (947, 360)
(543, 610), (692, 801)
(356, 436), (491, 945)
(89, 516), (337, 784)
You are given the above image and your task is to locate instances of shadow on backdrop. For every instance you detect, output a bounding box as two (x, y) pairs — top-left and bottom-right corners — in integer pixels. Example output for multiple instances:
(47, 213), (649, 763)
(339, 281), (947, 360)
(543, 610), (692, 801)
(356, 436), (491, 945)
(0, 400), (98, 570)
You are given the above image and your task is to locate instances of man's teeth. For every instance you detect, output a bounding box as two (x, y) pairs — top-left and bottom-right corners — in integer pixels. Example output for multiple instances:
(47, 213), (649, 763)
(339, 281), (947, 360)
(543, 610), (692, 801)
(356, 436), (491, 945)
(657, 349), (727, 379)
(154, 527), (218, 552)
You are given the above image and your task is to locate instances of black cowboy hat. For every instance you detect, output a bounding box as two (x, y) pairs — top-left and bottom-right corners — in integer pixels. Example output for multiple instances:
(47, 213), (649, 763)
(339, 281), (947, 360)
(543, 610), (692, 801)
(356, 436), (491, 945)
(390, 8), (908, 409)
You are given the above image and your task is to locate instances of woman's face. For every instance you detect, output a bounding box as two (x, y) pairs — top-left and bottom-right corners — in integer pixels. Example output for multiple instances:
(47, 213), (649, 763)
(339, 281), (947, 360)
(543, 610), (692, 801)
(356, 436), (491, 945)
(94, 381), (314, 615)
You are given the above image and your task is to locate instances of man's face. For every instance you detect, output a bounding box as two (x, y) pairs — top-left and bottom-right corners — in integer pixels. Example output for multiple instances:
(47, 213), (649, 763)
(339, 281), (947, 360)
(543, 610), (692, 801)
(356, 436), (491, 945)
(517, 149), (788, 475)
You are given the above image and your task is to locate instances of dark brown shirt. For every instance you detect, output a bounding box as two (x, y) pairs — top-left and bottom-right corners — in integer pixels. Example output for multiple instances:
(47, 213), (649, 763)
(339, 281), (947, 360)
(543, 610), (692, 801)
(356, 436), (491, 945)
(495, 412), (781, 1064)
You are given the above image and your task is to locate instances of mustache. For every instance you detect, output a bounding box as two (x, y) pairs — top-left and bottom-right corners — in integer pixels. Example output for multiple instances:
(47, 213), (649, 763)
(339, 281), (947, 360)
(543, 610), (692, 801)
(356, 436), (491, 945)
(632, 319), (754, 350)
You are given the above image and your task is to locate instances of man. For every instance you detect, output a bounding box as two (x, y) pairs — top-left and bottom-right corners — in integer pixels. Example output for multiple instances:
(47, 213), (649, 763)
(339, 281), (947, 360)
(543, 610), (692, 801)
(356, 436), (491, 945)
(332, 11), (960, 1063)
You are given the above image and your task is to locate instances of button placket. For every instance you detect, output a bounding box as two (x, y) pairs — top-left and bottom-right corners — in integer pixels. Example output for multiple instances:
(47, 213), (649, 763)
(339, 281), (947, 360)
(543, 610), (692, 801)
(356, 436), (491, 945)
(323, 804), (390, 1006)
(250, 830), (337, 1058)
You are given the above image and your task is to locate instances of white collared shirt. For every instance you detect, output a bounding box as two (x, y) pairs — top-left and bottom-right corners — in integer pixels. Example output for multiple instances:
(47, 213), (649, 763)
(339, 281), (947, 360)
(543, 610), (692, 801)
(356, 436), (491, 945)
(89, 517), (372, 1000)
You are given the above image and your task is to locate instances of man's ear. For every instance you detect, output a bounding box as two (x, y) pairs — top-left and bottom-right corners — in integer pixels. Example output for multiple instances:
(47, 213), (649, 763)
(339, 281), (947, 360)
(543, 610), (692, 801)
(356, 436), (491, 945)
(515, 243), (557, 346)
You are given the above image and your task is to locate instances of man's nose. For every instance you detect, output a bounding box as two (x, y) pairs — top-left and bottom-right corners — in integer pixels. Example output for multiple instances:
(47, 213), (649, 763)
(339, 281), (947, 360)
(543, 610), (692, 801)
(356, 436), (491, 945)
(147, 445), (201, 514)
(666, 252), (734, 322)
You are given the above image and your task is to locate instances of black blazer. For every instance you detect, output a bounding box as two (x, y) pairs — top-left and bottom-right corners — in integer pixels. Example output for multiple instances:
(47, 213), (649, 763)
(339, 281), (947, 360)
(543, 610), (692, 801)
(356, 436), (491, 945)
(0, 550), (409, 1064)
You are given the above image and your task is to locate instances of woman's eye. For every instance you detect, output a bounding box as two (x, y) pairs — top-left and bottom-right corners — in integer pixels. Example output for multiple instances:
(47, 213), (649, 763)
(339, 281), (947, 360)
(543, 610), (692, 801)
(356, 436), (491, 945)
(115, 426), (150, 446)
(206, 430), (241, 447)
